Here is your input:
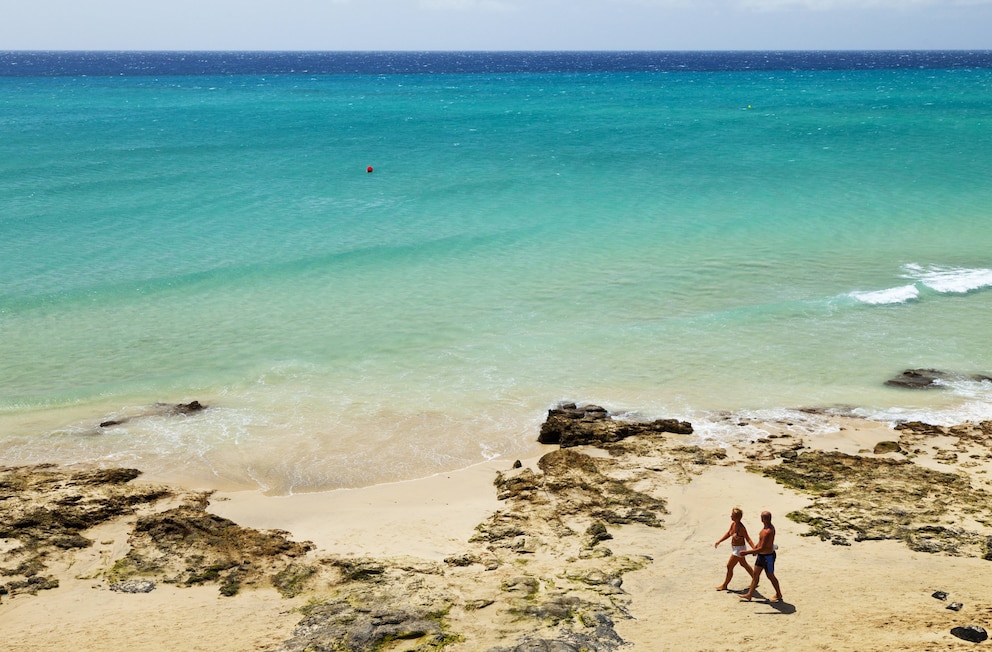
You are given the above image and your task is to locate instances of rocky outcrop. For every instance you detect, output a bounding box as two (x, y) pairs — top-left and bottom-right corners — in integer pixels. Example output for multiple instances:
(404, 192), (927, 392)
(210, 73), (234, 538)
(8, 408), (992, 650)
(270, 407), (732, 651)
(885, 369), (992, 389)
(0, 465), (170, 598)
(757, 449), (992, 555)
(271, 557), (455, 652)
(538, 402), (692, 447)
(0, 464), (312, 600)
(111, 497), (314, 596)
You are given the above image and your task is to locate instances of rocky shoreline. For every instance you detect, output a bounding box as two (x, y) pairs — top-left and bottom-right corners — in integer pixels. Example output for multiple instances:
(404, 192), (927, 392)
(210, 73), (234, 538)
(3, 399), (992, 650)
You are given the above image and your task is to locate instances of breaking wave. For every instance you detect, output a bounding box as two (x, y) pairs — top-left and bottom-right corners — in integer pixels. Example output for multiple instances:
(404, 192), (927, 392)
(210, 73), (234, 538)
(848, 264), (992, 305)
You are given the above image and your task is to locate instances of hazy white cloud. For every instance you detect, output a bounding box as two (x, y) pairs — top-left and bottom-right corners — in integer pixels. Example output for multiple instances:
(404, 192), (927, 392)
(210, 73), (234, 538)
(1, 0), (989, 50)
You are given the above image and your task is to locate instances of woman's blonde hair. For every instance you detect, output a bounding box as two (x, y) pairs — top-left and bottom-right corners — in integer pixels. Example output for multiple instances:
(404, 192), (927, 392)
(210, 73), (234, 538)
(731, 507), (743, 519)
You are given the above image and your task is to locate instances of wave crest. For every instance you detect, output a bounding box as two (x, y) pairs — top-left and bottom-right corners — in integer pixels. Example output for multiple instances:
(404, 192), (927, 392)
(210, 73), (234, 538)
(848, 263), (992, 305)
(903, 263), (992, 294)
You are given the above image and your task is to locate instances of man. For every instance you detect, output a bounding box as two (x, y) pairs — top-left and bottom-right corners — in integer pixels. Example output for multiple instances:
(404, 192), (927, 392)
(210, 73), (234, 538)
(739, 510), (782, 603)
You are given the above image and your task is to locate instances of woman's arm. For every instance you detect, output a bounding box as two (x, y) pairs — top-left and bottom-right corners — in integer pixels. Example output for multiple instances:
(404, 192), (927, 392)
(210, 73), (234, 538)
(714, 524), (734, 548)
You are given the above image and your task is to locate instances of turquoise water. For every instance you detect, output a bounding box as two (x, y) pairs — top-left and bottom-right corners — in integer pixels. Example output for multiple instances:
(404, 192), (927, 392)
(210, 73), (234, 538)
(3, 54), (992, 493)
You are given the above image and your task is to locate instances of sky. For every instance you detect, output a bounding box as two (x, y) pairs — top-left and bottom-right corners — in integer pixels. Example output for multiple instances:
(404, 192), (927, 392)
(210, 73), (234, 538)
(2, 0), (991, 51)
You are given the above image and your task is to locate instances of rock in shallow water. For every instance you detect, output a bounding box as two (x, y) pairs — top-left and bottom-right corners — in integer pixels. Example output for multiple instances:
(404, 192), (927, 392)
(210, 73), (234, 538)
(885, 368), (992, 389)
(537, 402), (692, 447)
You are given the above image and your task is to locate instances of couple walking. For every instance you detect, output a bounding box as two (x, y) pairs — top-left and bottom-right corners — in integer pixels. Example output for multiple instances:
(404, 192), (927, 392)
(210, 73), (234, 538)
(714, 507), (783, 603)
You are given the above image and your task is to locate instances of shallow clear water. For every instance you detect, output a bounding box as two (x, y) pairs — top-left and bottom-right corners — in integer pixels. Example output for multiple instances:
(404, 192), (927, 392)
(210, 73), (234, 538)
(2, 52), (992, 493)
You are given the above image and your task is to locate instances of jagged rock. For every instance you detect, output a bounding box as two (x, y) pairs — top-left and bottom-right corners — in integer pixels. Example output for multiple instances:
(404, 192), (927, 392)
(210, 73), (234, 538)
(108, 499), (314, 597)
(110, 579), (156, 593)
(885, 369), (992, 389)
(894, 421), (947, 436)
(495, 468), (542, 501)
(0, 465), (173, 597)
(488, 624), (625, 652)
(947, 602), (963, 611)
(502, 576), (540, 595)
(444, 553), (481, 567)
(537, 402), (691, 447)
(2, 575), (59, 596)
(932, 590), (948, 600)
(524, 595), (582, 623)
(277, 604), (445, 651)
(585, 521), (612, 547)
(886, 369), (950, 389)
(873, 441), (901, 454)
(950, 626), (988, 643)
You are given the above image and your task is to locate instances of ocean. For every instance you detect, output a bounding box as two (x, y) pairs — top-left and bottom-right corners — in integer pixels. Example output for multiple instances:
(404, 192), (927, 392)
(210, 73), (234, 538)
(2, 51), (992, 494)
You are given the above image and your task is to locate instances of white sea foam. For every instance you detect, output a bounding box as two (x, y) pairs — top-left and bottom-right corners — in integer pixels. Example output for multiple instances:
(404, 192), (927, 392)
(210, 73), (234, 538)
(903, 263), (992, 294)
(848, 284), (919, 305)
(848, 264), (992, 305)
(690, 407), (844, 446)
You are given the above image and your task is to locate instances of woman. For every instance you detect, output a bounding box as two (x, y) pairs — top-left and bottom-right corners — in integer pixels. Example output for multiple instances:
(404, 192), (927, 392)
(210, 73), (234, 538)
(714, 507), (756, 591)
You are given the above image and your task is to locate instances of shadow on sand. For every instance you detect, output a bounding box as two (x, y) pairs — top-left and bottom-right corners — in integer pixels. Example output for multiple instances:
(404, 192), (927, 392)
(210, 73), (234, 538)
(733, 590), (796, 614)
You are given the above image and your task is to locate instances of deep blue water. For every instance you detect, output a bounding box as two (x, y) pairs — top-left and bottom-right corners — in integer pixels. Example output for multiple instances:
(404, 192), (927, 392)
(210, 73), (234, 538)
(2, 50), (992, 77)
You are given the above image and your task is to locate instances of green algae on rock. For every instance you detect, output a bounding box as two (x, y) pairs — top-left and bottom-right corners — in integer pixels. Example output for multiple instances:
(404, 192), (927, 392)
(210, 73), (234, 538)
(755, 450), (992, 557)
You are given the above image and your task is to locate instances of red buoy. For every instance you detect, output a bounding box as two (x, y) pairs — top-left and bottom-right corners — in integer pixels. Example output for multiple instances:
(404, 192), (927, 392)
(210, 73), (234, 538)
(367, 166), (374, 173)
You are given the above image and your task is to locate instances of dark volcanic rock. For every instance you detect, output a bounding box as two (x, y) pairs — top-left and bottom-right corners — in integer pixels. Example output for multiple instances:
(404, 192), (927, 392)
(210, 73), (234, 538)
(100, 401), (208, 428)
(886, 369), (949, 389)
(538, 402), (692, 447)
(168, 400), (206, 414)
(885, 369), (992, 389)
(950, 626), (988, 643)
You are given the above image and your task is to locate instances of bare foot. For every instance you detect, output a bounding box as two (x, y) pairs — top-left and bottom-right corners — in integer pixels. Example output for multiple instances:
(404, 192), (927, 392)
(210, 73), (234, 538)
(770, 596), (783, 603)
(716, 585), (727, 591)
(739, 595), (753, 602)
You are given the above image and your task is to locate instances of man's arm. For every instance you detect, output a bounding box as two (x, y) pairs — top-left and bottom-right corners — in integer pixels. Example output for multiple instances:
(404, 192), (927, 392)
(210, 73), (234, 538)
(742, 527), (769, 556)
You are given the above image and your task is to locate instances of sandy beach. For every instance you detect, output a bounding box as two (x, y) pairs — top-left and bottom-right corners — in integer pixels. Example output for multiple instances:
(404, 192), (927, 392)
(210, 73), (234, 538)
(3, 409), (991, 651)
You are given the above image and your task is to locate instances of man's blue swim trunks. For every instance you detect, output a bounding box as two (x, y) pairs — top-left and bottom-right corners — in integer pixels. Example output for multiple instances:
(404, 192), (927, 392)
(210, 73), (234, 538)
(756, 552), (776, 573)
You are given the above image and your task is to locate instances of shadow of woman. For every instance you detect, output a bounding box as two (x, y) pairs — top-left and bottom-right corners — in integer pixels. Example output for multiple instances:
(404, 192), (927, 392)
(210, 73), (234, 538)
(764, 600), (796, 615)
